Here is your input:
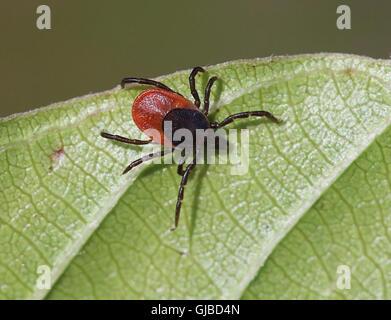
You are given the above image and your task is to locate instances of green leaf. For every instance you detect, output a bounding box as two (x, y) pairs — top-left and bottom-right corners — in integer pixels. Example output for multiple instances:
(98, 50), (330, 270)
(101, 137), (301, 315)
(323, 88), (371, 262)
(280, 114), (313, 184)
(242, 123), (391, 299)
(1, 54), (390, 300)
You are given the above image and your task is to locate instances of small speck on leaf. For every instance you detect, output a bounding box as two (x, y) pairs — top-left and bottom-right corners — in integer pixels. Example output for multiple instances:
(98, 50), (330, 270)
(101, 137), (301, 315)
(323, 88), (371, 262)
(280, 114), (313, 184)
(49, 147), (65, 170)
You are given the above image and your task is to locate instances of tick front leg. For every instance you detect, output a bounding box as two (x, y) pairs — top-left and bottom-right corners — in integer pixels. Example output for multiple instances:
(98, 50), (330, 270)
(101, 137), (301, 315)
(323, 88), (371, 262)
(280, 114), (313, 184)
(211, 111), (281, 129)
(171, 160), (197, 231)
(176, 151), (191, 176)
(177, 162), (185, 176)
(203, 76), (218, 116)
(189, 66), (205, 108)
(100, 131), (152, 145)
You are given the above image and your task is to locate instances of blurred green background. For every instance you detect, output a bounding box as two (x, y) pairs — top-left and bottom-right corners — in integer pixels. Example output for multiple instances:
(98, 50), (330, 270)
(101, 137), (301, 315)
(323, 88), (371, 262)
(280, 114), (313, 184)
(1, 0), (390, 117)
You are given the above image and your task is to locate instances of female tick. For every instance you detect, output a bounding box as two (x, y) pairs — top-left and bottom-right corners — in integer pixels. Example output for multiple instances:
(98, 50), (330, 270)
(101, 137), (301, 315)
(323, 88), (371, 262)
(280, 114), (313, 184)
(101, 66), (280, 230)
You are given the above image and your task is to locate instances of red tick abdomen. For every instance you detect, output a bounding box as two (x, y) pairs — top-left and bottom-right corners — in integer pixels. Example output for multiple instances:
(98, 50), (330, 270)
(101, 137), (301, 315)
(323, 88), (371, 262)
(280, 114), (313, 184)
(132, 88), (197, 146)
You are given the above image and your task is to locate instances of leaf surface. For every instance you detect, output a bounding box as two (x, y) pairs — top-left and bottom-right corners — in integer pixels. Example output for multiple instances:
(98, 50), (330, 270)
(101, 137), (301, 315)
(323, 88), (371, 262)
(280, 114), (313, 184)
(0, 54), (390, 299)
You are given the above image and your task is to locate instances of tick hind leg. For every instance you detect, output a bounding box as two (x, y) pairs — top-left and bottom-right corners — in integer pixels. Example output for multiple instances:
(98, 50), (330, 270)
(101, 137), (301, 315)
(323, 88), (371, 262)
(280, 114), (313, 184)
(121, 77), (180, 95)
(172, 158), (197, 231)
(211, 111), (281, 129)
(101, 131), (172, 174)
(100, 131), (152, 145)
(122, 149), (173, 175)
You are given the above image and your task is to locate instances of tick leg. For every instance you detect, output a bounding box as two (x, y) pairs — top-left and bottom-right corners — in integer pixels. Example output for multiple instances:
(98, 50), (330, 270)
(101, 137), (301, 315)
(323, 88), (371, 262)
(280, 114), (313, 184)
(176, 148), (192, 176)
(172, 159), (197, 231)
(101, 131), (152, 145)
(120, 78), (179, 94)
(203, 76), (218, 116)
(189, 66), (205, 108)
(177, 160), (186, 176)
(122, 149), (173, 175)
(211, 111), (281, 129)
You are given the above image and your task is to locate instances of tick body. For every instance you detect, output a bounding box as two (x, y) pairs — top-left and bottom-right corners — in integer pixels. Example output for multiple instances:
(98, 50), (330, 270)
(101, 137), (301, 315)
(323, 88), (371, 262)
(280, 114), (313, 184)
(101, 66), (280, 230)
(132, 89), (210, 147)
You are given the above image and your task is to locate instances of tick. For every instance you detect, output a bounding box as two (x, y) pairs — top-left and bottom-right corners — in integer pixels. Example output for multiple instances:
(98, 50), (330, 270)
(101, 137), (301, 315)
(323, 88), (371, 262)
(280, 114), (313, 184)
(101, 66), (280, 230)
